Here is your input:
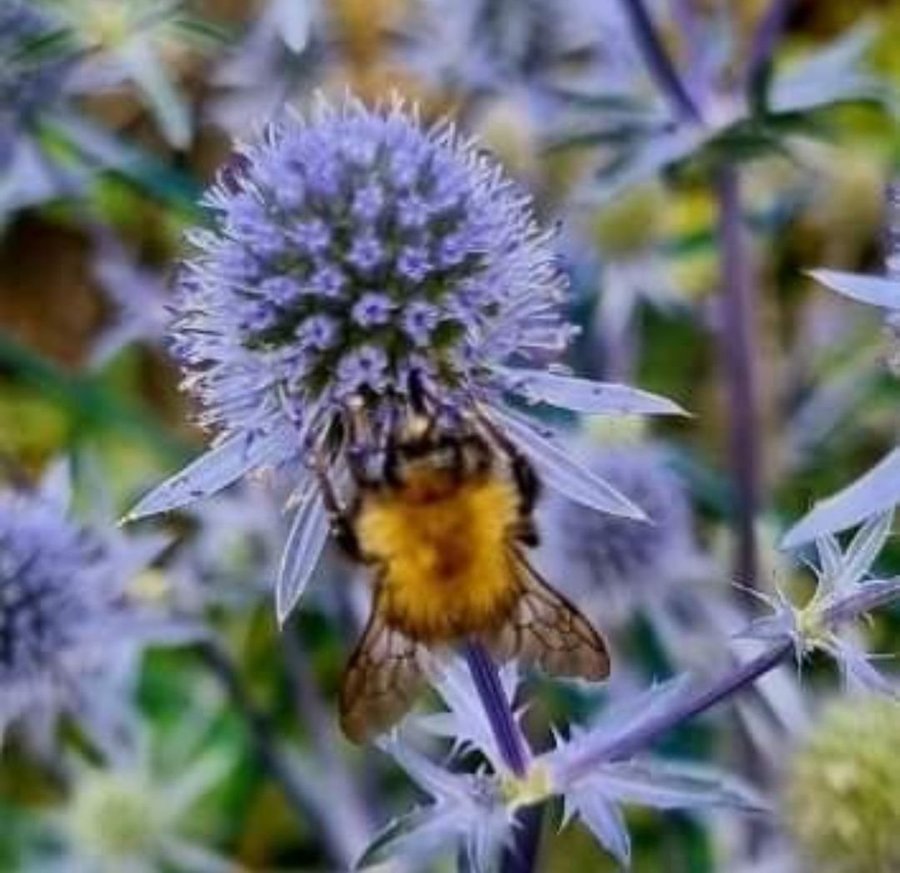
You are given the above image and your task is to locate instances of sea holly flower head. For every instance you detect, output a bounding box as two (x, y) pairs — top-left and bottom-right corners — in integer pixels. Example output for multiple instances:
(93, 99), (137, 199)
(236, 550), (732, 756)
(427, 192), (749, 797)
(743, 512), (899, 695)
(544, 440), (702, 623)
(0, 465), (197, 753)
(365, 671), (766, 871)
(127, 96), (685, 623)
(542, 679), (768, 868)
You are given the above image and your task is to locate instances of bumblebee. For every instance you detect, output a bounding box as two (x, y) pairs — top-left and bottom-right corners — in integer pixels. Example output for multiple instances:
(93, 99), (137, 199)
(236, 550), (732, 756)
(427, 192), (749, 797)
(317, 396), (610, 743)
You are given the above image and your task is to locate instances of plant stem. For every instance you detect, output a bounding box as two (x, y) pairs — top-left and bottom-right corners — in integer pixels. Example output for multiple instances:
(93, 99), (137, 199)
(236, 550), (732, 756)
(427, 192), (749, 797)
(744, 0), (792, 96)
(618, 0), (702, 123)
(556, 639), (793, 784)
(462, 641), (538, 873)
(715, 165), (761, 592)
(196, 640), (361, 869)
(280, 628), (376, 860)
(462, 640), (528, 777)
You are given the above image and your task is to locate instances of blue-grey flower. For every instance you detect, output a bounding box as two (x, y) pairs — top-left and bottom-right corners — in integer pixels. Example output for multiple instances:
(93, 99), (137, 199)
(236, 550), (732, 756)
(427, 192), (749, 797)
(0, 2), (65, 149)
(126, 97), (685, 623)
(745, 512), (900, 696)
(90, 234), (171, 366)
(0, 467), (198, 753)
(363, 669), (765, 871)
(45, 0), (207, 149)
(542, 440), (703, 624)
(544, 680), (768, 868)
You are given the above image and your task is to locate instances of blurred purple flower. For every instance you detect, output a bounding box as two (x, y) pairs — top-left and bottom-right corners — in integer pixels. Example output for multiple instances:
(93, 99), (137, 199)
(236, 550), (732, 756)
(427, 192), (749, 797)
(0, 1), (75, 214)
(0, 464), (200, 756)
(542, 440), (704, 625)
(89, 235), (171, 366)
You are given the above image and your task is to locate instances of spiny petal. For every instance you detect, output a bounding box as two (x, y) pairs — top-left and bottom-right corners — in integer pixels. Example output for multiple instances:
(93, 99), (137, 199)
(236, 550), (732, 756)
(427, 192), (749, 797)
(123, 427), (294, 522)
(781, 449), (900, 548)
(493, 366), (688, 417)
(567, 787), (631, 867)
(490, 407), (647, 520)
(591, 760), (768, 812)
(275, 477), (328, 626)
(810, 269), (900, 310)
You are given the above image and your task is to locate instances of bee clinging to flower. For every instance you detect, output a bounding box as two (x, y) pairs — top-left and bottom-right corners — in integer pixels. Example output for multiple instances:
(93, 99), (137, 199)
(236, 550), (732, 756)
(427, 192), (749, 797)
(125, 96), (680, 738)
(317, 380), (609, 742)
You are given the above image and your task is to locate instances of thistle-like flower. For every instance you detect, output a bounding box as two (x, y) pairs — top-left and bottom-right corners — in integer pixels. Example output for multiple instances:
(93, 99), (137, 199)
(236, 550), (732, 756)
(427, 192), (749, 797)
(361, 665), (765, 871)
(45, 0), (204, 149)
(543, 439), (704, 625)
(0, 467), (197, 753)
(785, 696), (900, 873)
(744, 512), (900, 695)
(127, 97), (683, 622)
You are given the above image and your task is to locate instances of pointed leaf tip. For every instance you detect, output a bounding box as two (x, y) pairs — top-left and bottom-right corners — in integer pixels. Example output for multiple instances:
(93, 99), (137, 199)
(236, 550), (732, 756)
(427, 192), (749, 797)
(781, 448), (900, 549)
(125, 428), (292, 522)
(275, 485), (329, 626)
(496, 367), (689, 418)
(492, 408), (648, 521)
(809, 269), (900, 310)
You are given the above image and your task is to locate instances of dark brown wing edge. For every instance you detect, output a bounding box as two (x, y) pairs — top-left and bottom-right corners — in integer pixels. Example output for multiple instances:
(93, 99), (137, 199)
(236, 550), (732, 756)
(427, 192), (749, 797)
(339, 594), (426, 744)
(483, 548), (611, 682)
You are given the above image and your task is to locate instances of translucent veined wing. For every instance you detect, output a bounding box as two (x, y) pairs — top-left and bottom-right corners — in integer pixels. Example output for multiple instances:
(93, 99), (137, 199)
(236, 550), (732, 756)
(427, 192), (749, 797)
(340, 593), (427, 743)
(485, 549), (610, 681)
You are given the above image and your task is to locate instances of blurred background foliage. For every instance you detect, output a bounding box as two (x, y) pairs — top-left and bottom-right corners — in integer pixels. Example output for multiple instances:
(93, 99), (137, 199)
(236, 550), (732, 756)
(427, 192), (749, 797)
(1, 1), (899, 871)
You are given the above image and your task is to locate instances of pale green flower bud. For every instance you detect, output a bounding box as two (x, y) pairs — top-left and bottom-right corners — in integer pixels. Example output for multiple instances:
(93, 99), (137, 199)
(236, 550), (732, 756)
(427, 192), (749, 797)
(785, 697), (900, 873)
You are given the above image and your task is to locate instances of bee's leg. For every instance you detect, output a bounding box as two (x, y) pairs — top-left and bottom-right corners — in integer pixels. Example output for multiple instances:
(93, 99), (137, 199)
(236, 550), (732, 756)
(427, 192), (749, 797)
(314, 460), (364, 562)
(514, 517), (541, 548)
(473, 408), (541, 514)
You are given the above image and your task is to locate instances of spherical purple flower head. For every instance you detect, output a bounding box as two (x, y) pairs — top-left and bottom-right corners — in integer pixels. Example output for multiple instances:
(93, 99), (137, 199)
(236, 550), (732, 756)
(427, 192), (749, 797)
(543, 443), (700, 622)
(131, 97), (684, 624)
(172, 98), (573, 432)
(0, 479), (193, 751)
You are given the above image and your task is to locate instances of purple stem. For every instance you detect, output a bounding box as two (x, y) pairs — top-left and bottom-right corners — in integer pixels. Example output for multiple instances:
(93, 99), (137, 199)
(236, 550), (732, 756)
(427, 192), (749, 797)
(462, 640), (529, 778)
(556, 639), (793, 784)
(886, 180), (900, 281)
(618, 0), (702, 123)
(744, 0), (792, 96)
(715, 165), (761, 591)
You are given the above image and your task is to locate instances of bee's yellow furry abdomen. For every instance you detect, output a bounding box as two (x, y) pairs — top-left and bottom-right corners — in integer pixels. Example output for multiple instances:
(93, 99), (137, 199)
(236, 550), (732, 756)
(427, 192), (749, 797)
(356, 474), (521, 643)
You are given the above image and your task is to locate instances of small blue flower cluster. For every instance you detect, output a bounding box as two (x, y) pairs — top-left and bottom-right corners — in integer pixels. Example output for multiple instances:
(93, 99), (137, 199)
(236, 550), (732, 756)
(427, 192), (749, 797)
(0, 490), (106, 688)
(173, 99), (568, 439)
(549, 444), (692, 593)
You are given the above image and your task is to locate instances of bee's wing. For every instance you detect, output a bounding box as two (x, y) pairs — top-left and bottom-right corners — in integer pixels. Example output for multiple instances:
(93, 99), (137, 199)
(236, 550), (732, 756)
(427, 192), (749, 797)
(484, 549), (610, 681)
(339, 594), (426, 743)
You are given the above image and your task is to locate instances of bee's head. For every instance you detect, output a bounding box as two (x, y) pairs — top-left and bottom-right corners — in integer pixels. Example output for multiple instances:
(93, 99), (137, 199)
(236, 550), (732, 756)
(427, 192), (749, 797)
(379, 419), (493, 502)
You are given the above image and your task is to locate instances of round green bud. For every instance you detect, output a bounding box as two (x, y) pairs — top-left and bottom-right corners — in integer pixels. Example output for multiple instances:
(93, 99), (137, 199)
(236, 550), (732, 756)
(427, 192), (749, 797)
(785, 697), (900, 873)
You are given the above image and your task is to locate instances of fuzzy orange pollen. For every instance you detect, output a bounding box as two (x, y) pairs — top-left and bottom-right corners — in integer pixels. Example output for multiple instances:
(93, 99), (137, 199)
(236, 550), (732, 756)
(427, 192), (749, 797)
(356, 470), (522, 644)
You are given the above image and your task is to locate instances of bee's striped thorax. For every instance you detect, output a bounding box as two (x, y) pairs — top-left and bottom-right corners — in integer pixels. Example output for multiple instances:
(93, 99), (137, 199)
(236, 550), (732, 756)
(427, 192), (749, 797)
(355, 469), (523, 643)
